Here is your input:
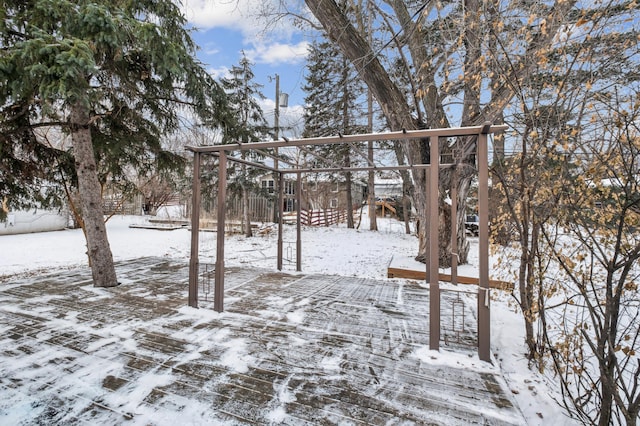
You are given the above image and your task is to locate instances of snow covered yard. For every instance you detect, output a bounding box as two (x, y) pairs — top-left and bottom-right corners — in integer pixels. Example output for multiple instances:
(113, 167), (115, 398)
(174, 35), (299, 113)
(0, 215), (577, 425)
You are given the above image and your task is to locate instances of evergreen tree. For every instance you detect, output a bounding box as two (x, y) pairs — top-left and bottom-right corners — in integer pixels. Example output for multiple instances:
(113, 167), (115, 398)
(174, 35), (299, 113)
(220, 52), (270, 236)
(302, 38), (366, 228)
(0, 0), (229, 287)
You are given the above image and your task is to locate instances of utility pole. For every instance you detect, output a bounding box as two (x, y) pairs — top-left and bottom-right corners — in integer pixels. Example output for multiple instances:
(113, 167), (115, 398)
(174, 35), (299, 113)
(274, 73), (280, 168)
(272, 74), (281, 223)
(269, 74), (289, 222)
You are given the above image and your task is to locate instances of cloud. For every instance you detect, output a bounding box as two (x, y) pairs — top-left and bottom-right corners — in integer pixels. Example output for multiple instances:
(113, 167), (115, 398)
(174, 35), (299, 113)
(207, 65), (230, 79)
(180, 0), (248, 31)
(246, 41), (309, 66)
(202, 45), (220, 56)
(181, 0), (282, 36)
(180, 0), (309, 64)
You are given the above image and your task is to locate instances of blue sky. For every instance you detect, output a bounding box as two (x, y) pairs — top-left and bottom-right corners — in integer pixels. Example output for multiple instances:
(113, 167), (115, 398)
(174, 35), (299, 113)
(180, 0), (311, 138)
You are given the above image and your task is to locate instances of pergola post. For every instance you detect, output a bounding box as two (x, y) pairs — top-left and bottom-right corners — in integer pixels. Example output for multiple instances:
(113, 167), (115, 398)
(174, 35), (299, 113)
(425, 169), (430, 283)
(214, 150), (227, 313)
(296, 172), (302, 272)
(429, 137), (440, 351)
(277, 172), (284, 271)
(451, 165), (458, 285)
(188, 152), (201, 308)
(478, 128), (491, 362)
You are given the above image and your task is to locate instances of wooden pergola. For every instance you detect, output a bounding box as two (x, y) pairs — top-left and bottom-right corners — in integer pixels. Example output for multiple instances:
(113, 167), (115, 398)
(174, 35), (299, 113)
(185, 122), (507, 362)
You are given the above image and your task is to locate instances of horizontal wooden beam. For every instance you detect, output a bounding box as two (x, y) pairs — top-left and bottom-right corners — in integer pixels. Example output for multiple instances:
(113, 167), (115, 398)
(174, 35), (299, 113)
(186, 124), (509, 154)
(387, 266), (513, 291)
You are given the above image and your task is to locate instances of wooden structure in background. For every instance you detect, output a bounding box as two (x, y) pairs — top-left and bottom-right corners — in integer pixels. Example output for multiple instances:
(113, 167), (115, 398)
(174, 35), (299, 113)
(186, 123), (507, 362)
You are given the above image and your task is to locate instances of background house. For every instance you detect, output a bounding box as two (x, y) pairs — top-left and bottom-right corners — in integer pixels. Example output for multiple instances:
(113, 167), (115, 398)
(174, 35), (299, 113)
(374, 177), (403, 200)
(260, 175), (367, 214)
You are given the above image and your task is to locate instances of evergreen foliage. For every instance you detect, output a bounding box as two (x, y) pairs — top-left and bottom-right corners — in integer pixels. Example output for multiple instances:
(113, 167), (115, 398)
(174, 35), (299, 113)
(0, 0), (229, 286)
(219, 52), (270, 235)
(0, 0), (229, 217)
(302, 37), (368, 226)
(220, 52), (270, 146)
(303, 39), (366, 139)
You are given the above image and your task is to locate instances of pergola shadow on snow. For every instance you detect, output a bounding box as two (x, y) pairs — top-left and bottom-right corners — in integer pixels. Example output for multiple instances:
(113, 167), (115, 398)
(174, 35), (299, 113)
(186, 123), (507, 362)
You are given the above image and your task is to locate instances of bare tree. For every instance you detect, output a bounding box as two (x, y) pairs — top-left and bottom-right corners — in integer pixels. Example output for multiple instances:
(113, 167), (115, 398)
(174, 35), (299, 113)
(303, 0), (577, 266)
(541, 90), (640, 425)
(492, 108), (573, 361)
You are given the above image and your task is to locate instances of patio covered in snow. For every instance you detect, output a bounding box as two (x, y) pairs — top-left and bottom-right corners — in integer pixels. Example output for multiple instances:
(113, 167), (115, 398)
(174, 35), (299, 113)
(0, 257), (524, 425)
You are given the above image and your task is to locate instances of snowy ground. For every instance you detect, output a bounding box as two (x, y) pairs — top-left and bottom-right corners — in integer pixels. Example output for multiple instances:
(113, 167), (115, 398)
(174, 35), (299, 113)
(0, 212), (578, 425)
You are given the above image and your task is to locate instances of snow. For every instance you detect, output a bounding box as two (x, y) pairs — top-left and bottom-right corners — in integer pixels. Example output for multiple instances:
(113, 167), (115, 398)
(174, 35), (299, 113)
(0, 211), (578, 425)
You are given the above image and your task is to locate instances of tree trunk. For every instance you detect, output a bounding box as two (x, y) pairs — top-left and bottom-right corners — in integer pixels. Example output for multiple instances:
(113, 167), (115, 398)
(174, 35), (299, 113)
(518, 136), (538, 359)
(340, 82), (355, 229)
(519, 237), (536, 358)
(367, 92), (377, 231)
(598, 350), (615, 426)
(345, 169), (354, 229)
(367, 145), (378, 231)
(239, 157), (252, 237)
(242, 184), (252, 237)
(306, 0), (443, 262)
(393, 141), (414, 235)
(69, 100), (118, 288)
(305, 0), (576, 267)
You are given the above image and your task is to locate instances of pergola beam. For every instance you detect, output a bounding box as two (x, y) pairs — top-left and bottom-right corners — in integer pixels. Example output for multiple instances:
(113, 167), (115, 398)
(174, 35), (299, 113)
(281, 164), (450, 174)
(210, 151), (278, 173)
(185, 125), (507, 153)
(212, 155), (457, 175)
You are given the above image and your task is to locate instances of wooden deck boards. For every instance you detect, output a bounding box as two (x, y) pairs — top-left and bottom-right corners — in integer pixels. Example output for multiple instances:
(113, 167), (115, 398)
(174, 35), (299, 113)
(0, 258), (524, 425)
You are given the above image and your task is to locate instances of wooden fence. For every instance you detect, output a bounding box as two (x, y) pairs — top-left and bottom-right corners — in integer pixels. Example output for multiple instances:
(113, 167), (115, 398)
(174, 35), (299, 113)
(202, 196), (274, 223)
(282, 209), (348, 226)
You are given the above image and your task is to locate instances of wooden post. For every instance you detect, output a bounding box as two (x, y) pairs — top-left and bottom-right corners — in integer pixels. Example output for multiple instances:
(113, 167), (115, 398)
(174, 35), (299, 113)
(188, 152), (201, 308)
(429, 137), (440, 351)
(425, 169), (430, 283)
(277, 172), (284, 271)
(451, 165), (458, 285)
(214, 151), (227, 313)
(296, 172), (302, 272)
(478, 126), (491, 362)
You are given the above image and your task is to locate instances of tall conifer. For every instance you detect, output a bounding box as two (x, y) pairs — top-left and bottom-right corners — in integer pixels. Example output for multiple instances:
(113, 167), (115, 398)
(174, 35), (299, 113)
(302, 38), (366, 227)
(220, 52), (270, 236)
(0, 0), (229, 286)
